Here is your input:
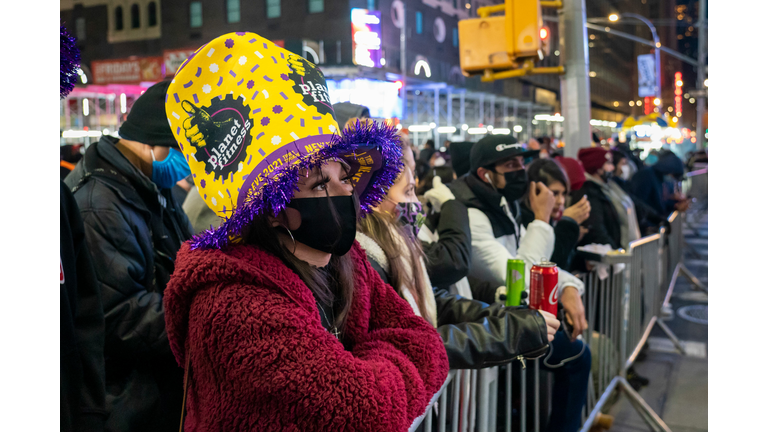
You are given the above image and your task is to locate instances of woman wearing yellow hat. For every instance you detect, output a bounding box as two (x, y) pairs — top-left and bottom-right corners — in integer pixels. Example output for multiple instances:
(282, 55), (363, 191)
(162, 32), (448, 431)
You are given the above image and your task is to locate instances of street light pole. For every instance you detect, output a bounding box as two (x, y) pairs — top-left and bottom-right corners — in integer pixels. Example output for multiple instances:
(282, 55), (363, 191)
(560, 0), (592, 158)
(613, 13), (662, 109)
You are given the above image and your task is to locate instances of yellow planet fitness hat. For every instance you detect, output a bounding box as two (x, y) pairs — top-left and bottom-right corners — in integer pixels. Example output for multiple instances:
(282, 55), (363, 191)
(166, 32), (403, 250)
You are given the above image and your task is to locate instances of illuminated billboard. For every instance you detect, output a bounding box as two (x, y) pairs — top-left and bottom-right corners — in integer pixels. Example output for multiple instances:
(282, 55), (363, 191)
(351, 9), (382, 68)
(326, 78), (402, 119)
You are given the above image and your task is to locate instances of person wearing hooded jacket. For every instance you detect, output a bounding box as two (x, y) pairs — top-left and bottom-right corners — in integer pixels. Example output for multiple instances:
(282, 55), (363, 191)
(611, 150), (669, 234)
(64, 80), (193, 432)
(630, 150), (689, 217)
(450, 135), (591, 432)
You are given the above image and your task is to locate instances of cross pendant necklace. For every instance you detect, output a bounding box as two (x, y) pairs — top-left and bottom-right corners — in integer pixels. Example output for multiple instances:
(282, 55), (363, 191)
(318, 304), (340, 340)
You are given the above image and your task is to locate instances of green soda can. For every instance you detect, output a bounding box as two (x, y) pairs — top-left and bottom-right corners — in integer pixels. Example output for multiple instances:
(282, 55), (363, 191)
(506, 259), (526, 306)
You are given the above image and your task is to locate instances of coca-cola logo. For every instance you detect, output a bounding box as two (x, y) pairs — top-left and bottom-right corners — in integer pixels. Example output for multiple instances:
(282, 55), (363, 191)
(549, 286), (559, 305)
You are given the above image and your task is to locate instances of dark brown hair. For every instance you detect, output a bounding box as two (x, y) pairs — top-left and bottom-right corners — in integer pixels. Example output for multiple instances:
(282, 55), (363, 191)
(524, 158), (570, 209)
(241, 171), (357, 333)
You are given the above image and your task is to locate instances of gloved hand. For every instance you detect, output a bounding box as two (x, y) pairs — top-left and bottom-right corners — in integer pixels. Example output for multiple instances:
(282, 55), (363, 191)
(423, 176), (455, 213)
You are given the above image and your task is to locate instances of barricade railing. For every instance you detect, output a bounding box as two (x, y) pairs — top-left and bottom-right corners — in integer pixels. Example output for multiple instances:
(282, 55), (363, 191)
(665, 211), (708, 299)
(415, 210), (705, 432)
(412, 359), (549, 432)
(683, 167), (708, 231)
(577, 239), (673, 432)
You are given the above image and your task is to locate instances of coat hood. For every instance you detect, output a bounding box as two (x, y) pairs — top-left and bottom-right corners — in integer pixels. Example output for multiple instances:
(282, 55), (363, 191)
(652, 152), (685, 178)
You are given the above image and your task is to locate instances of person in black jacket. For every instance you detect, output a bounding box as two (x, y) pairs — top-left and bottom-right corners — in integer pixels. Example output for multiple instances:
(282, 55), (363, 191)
(61, 181), (107, 432)
(574, 147), (622, 250)
(630, 150), (689, 218)
(612, 150), (669, 235)
(520, 158), (591, 271)
(64, 81), (194, 432)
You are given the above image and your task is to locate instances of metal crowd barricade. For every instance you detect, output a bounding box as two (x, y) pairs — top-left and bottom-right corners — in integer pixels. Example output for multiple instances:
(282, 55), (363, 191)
(411, 358), (549, 432)
(665, 211), (708, 299)
(577, 242), (673, 432)
(682, 166), (708, 234)
(415, 213), (707, 432)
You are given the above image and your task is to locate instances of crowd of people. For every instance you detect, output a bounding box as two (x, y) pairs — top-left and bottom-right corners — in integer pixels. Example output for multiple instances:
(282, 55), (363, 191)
(60, 30), (695, 432)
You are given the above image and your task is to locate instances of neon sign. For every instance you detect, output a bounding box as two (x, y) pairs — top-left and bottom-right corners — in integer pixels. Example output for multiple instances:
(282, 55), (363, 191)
(674, 72), (683, 117)
(351, 9), (382, 68)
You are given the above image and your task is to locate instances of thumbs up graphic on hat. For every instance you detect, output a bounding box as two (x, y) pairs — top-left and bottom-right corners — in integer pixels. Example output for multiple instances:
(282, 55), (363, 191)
(182, 100), (234, 148)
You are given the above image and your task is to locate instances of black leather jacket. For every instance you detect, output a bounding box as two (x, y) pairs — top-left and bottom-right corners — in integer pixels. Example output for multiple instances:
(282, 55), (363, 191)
(434, 290), (550, 369)
(368, 260), (549, 369)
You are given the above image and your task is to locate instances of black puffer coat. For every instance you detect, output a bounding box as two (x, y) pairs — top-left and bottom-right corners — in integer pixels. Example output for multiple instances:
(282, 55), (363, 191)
(571, 180), (622, 250)
(421, 200), (472, 290)
(60, 181), (107, 432)
(64, 136), (193, 432)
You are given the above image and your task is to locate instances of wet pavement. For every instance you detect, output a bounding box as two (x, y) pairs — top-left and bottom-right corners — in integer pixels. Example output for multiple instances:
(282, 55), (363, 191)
(607, 210), (708, 432)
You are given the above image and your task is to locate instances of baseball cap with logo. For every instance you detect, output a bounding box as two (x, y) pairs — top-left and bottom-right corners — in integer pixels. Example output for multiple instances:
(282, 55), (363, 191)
(165, 32), (403, 250)
(469, 135), (539, 175)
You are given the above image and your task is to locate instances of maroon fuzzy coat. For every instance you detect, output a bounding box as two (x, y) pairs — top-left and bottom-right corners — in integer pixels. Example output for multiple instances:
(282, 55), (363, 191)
(165, 241), (449, 431)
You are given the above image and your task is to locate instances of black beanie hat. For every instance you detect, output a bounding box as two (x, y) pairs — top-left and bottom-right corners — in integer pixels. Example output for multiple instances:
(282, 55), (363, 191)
(118, 80), (178, 148)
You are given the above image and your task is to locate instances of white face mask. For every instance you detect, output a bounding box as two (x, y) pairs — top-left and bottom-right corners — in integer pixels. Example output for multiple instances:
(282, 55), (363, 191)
(619, 168), (631, 181)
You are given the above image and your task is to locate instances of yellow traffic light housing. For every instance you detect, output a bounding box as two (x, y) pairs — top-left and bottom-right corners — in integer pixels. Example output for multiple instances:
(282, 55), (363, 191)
(458, 0), (564, 82)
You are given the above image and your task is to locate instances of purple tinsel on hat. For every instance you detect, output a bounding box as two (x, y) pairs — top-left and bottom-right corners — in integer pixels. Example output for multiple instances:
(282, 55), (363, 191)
(189, 120), (404, 250)
(60, 24), (81, 99)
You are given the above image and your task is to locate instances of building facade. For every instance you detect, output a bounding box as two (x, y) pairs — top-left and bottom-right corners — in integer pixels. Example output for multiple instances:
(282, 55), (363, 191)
(64, 0), (683, 146)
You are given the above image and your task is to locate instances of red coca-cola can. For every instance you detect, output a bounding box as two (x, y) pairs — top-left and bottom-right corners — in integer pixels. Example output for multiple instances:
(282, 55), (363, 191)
(529, 261), (559, 315)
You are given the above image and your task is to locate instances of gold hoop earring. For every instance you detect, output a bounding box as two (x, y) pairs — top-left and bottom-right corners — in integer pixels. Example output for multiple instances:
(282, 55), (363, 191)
(280, 225), (297, 254)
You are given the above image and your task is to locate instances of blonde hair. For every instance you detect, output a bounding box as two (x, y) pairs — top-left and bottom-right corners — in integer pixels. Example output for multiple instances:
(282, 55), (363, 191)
(344, 117), (375, 132)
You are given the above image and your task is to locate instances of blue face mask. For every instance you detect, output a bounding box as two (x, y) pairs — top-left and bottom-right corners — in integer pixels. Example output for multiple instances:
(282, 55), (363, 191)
(645, 154), (659, 166)
(151, 148), (191, 189)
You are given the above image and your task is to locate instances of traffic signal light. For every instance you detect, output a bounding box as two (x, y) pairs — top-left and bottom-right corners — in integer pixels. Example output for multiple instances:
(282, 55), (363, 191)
(459, 0), (544, 74)
(540, 26), (551, 56)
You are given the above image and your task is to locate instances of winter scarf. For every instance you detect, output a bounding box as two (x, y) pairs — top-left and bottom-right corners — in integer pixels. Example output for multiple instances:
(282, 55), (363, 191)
(356, 230), (438, 327)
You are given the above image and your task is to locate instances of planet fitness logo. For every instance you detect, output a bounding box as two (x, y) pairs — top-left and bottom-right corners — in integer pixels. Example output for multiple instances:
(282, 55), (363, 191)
(287, 54), (333, 117)
(181, 94), (253, 182)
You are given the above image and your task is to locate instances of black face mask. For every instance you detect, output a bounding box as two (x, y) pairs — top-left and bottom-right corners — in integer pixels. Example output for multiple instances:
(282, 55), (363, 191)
(601, 171), (614, 182)
(285, 195), (357, 256)
(498, 169), (528, 203)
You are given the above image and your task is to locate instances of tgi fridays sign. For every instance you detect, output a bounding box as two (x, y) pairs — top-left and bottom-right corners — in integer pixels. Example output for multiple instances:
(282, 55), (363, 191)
(92, 57), (164, 84)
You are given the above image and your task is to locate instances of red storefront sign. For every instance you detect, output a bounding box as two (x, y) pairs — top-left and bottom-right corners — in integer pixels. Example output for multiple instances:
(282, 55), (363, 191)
(164, 48), (198, 77)
(92, 57), (164, 84)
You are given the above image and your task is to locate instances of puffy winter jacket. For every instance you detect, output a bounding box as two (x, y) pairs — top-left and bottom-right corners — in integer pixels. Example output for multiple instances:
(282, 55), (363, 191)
(571, 179), (622, 250)
(420, 200), (472, 290)
(450, 174), (584, 302)
(164, 241), (449, 431)
(64, 136), (193, 432)
(60, 181), (107, 432)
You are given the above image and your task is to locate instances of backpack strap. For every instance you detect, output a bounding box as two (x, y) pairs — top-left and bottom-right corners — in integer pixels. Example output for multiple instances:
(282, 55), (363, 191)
(70, 143), (130, 194)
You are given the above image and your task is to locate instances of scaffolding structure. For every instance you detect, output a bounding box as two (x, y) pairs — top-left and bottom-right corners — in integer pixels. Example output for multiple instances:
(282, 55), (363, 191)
(403, 83), (555, 147)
